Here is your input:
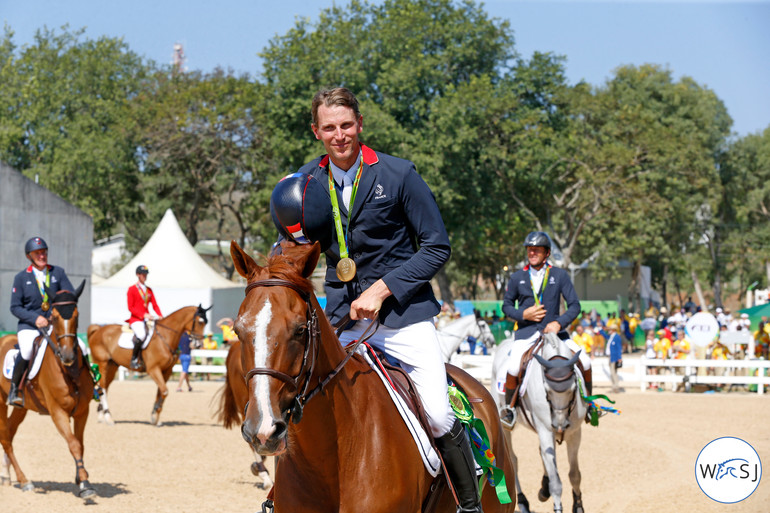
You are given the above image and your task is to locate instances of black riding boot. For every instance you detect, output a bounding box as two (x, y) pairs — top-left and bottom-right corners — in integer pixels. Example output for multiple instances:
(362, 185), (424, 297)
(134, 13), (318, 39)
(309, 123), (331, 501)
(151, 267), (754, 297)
(130, 336), (145, 372)
(7, 354), (29, 407)
(436, 419), (483, 513)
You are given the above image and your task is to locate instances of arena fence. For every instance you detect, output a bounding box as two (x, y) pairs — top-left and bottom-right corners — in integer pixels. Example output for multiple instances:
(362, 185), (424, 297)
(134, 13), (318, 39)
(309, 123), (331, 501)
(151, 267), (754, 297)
(118, 349), (228, 381)
(639, 358), (770, 395)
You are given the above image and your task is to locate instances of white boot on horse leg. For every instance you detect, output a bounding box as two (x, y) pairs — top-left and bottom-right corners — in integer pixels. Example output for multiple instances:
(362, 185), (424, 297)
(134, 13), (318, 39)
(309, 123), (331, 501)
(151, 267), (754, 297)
(1, 453), (10, 486)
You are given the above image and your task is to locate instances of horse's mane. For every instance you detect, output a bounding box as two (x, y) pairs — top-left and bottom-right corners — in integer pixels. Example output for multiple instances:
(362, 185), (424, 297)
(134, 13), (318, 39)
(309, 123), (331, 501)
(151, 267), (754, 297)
(248, 250), (314, 296)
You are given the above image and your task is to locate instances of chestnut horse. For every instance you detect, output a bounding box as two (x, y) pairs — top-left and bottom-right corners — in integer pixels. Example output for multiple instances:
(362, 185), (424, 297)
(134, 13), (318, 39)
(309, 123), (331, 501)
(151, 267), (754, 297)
(230, 240), (516, 513)
(216, 338), (273, 489)
(0, 281), (97, 498)
(87, 305), (209, 426)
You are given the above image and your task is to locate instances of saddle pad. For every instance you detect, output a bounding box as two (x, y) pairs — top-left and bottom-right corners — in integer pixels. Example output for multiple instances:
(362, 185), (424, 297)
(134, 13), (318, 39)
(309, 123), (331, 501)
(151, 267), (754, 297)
(356, 345), (441, 477)
(3, 346), (46, 381)
(117, 325), (154, 350)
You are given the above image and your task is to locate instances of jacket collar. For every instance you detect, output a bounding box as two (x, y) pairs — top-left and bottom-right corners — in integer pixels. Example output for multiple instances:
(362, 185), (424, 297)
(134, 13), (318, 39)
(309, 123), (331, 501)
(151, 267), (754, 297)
(26, 264), (52, 273)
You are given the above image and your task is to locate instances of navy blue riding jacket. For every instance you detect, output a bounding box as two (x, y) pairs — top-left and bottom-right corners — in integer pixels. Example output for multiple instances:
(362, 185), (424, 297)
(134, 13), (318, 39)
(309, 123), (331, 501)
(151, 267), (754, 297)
(10, 264), (74, 331)
(502, 264), (580, 340)
(296, 144), (451, 329)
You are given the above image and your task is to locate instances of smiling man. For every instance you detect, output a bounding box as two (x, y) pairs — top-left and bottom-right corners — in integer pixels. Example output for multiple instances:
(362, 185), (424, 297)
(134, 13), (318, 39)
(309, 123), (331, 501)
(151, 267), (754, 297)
(280, 87), (483, 512)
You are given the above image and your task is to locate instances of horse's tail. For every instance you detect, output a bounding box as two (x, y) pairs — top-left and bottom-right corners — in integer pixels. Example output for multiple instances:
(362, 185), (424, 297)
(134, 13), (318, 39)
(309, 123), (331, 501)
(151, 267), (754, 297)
(216, 344), (242, 429)
(216, 377), (241, 429)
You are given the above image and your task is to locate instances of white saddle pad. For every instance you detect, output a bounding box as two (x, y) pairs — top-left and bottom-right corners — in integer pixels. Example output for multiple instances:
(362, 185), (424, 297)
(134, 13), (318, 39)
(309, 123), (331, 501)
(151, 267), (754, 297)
(4, 346), (47, 381)
(117, 325), (155, 350)
(357, 344), (441, 477)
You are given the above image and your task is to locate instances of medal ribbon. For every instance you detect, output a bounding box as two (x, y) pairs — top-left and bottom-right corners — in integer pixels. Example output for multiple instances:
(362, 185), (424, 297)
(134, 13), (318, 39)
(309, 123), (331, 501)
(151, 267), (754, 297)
(327, 156), (364, 259)
(34, 268), (50, 305)
(529, 263), (551, 306)
(136, 284), (150, 307)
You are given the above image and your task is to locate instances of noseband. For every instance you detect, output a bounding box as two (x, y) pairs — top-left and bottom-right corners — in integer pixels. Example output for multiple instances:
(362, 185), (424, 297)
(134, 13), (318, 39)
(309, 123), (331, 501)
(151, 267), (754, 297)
(242, 279), (320, 424)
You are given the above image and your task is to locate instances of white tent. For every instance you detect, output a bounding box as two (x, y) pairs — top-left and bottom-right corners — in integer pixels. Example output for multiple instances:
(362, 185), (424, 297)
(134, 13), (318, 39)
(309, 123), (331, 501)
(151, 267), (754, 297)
(92, 209), (243, 333)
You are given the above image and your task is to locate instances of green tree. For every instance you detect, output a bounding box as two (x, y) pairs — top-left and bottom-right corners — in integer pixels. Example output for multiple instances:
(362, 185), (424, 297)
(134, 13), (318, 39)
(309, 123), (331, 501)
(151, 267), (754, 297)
(0, 26), (150, 238)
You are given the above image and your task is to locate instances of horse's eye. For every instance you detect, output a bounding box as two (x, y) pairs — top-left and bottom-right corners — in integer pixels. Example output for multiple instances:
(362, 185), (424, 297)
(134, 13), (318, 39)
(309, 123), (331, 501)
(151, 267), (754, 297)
(295, 324), (307, 338)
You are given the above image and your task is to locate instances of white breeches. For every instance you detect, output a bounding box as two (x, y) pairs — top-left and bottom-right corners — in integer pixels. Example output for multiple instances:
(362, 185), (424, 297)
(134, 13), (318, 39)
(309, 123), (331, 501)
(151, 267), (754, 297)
(505, 332), (591, 377)
(130, 321), (147, 341)
(339, 320), (455, 437)
(17, 327), (86, 360)
(17, 328), (51, 360)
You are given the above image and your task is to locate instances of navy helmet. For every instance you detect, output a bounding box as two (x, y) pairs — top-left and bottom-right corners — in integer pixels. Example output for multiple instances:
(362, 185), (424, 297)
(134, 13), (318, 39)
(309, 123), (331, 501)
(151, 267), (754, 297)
(270, 173), (333, 252)
(24, 237), (48, 254)
(136, 265), (149, 274)
(523, 231), (552, 250)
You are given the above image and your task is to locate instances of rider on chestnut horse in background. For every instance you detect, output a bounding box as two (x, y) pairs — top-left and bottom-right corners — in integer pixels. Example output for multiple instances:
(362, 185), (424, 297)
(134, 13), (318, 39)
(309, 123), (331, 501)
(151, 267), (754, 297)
(7, 237), (75, 407)
(127, 264), (163, 372)
(271, 86), (484, 512)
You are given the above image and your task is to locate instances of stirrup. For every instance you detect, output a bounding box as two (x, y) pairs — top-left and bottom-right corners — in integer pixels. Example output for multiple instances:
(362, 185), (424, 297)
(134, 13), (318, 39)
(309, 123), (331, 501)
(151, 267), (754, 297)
(130, 358), (145, 372)
(499, 405), (516, 429)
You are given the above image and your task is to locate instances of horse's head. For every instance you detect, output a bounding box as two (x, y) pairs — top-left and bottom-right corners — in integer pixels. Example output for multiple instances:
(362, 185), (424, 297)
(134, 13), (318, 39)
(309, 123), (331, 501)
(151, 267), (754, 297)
(230, 240), (321, 456)
(44, 279), (86, 366)
(534, 334), (581, 435)
(476, 319), (497, 348)
(189, 304), (212, 343)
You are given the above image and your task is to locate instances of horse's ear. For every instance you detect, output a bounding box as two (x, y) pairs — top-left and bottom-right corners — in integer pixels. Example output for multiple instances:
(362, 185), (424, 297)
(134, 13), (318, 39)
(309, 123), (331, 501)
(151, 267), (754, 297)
(230, 240), (260, 279)
(74, 279), (86, 299)
(283, 242), (321, 279)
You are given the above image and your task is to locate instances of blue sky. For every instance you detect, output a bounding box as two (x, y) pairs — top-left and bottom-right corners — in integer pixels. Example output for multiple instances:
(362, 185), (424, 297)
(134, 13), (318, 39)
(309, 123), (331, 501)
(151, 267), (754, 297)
(2, 0), (768, 137)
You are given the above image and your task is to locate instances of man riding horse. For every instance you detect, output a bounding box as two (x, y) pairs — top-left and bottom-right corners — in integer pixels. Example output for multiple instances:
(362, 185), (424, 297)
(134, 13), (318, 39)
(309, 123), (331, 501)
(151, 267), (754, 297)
(7, 237), (75, 407)
(127, 264), (163, 372)
(500, 231), (594, 425)
(270, 86), (485, 512)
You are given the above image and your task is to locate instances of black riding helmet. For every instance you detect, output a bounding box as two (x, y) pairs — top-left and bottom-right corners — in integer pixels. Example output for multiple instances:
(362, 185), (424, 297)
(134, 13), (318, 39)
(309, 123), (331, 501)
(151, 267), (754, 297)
(270, 173), (333, 252)
(523, 231), (552, 250)
(25, 236), (48, 254)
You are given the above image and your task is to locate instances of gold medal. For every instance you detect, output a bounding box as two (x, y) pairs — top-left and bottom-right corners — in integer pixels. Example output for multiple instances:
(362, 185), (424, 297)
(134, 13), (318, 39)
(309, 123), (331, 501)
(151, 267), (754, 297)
(336, 257), (357, 282)
(41, 301), (49, 312)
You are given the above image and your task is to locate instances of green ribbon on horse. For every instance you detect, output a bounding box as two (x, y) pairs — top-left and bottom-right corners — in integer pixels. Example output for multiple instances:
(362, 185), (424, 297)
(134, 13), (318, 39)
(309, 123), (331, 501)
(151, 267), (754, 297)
(578, 380), (621, 426)
(447, 384), (512, 505)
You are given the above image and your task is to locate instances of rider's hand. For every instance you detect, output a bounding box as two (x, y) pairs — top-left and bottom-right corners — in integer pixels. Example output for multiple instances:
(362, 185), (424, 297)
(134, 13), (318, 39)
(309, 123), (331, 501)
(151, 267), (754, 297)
(35, 315), (49, 329)
(523, 304), (546, 322)
(543, 321), (561, 334)
(350, 279), (392, 321)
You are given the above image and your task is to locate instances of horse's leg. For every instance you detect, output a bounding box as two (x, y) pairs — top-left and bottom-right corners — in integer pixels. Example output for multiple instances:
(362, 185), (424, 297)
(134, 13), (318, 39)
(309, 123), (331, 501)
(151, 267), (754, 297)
(250, 451), (273, 489)
(48, 405), (94, 498)
(566, 429), (583, 513)
(148, 365), (170, 426)
(0, 405), (33, 490)
(97, 361), (119, 425)
(536, 429), (563, 512)
(509, 441), (531, 513)
(71, 406), (96, 498)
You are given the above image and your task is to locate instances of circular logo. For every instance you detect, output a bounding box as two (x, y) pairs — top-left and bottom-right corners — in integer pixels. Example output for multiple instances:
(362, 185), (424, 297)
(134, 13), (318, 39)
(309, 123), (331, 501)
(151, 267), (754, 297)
(685, 312), (720, 347)
(695, 437), (761, 503)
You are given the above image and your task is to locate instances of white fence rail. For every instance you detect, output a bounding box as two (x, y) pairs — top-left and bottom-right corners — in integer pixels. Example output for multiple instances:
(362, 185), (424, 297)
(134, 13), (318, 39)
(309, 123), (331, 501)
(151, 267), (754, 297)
(639, 357), (770, 395)
(118, 349), (229, 380)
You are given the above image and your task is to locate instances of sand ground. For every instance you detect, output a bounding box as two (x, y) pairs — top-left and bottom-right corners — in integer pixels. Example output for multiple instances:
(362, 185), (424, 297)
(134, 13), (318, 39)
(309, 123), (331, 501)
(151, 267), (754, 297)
(1, 375), (768, 512)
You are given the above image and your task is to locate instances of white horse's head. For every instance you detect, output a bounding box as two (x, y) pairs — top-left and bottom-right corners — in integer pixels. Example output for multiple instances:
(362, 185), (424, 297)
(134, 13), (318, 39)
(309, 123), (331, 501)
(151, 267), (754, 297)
(437, 314), (496, 361)
(534, 333), (581, 435)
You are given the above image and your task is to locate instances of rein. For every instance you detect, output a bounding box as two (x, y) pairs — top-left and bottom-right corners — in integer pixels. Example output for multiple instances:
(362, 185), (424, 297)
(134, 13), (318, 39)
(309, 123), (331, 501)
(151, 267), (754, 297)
(242, 278), (379, 424)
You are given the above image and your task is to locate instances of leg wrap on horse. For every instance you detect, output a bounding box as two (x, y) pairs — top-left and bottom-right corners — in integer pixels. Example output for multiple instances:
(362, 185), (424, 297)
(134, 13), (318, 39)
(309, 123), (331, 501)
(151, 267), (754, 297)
(130, 336), (145, 371)
(7, 354), (29, 407)
(436, 418), (483, 513)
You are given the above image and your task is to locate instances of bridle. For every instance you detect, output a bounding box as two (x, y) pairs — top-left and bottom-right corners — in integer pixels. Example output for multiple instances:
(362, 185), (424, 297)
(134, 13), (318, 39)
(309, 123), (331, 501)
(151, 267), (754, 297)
(241, 278), (376, 424)
(38, 296), (80, 364)
(154, 307), (207, 350)
(537, 348), (579, 445)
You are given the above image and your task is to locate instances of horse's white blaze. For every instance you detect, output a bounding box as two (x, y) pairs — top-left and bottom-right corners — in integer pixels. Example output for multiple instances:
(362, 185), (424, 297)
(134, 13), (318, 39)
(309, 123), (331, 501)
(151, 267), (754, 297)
(251, 299), (275, 437)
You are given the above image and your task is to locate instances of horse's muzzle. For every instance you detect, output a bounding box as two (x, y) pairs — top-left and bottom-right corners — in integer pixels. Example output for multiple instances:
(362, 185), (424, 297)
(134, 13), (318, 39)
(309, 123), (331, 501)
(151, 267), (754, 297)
(241, 416), (288, 456)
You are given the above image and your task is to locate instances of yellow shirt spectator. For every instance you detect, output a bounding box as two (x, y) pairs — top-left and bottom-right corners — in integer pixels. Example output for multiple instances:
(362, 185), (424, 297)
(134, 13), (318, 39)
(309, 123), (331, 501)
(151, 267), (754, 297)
(221, 324), (238, 344)
(572, 328), (593, 355)
(654, 337), (671, 359)
(202, 335), (218, 350)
